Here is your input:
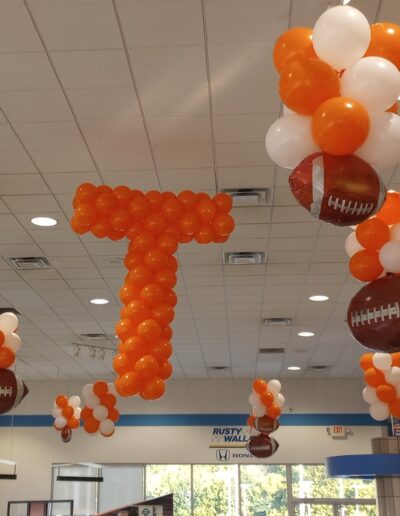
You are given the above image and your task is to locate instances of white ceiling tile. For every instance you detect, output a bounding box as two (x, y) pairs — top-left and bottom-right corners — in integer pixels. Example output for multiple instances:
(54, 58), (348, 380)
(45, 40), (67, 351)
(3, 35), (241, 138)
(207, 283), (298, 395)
(211, 81), (280, 115)
(0, 124), (25, 151)
(43, 172), (101, 193)
(80, 118), (148, 148)
(269, 237), (315, 252)
(31, 3), (122, 51)
(51, 50), (132, 89)
(89, 144), (154, 171)
(158, 168), (215, 191)
(117, 0), (204, 47)
(231, 207), (271, 224)
(31, 148), (96, 173)
(147, 117), (211, 146)
(30, 228), (80, 244)
(0, 90), (73, 122)
(214, 114), (275, 143)
(3, 194), (59, 213)
(153, 143), (213, 169)
(67, 88), (141, 120)
(272, 206), (315, 223)
(14, 121), (86, 150)
(215, 142), (270, 167)
(0, 174), (50, 195)
(140, 83), (209, 117)
(217, 166), (274, 190)
(270, 222), (318, 238)
(0, 6), (43, 52)
(0, 52), (59, 91)
(40, 242), (88, 257)
(100, 170), (159, 190)
(0, 148), (34, 174)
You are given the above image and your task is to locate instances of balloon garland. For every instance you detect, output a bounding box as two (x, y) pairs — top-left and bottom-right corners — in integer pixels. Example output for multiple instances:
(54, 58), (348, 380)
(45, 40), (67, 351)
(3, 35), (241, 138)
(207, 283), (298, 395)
(360, 352), (400, 421)
(52, 394), (81, 443)
(267, 6), (400, 228)
(245, 378), (284, 459)
(80, 381), (120, 437)
(71, 185), (234, 403)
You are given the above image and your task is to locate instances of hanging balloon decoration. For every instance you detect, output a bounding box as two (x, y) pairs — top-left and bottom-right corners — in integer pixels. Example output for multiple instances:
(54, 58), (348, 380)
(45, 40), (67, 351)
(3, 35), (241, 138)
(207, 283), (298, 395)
(80, 381), (120, 437)
(0, 312), (28, 415)
(52, 394), (81, 443)
(245, 378), (284, 458)
(71, 185), (234, 402)
(360, 352), (400, 421)
(267, 5), (400, 226)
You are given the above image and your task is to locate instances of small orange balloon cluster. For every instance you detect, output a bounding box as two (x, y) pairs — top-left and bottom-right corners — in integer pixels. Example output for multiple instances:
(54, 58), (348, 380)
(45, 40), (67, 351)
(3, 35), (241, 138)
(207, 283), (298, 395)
(361, 352), (400, 421)
(0, 312), (21, 370)
(247, 378), (285, 422)
(80, 381), (120, 437)
(71, 184), (235, 401)
(52, 394), (81, 443)
(346, 191), (400, 281)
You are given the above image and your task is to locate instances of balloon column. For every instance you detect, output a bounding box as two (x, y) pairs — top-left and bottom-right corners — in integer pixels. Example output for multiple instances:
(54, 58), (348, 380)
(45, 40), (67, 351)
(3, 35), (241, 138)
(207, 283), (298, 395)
(245, 378), (284, 458)
(52, 394), (81, 443)
(360, 352), (400, 421)
(80, 381), (120, 437)
(0, 312), (28, 415)
(266, 5), (400, 226)
(71, 185), (234, 401)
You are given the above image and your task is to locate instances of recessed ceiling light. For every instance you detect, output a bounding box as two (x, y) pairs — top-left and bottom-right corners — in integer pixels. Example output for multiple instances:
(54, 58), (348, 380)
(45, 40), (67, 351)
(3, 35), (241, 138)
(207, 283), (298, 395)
(31, 217), (57, 227)
(90, 298), (109, 305)
(298, 331), (314, 337)
(287, 366), (301, 371)
(309, 295), (329, 302)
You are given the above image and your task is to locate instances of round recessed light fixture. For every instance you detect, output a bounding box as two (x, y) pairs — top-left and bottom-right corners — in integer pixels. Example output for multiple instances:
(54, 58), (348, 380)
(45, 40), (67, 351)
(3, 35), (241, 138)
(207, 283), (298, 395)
(31, 217), (57, 227)
(287, 366), (301, 371)
(298, 331), (314, 337)
(90, 298), (109, 305)
(309, 295), (329, 302)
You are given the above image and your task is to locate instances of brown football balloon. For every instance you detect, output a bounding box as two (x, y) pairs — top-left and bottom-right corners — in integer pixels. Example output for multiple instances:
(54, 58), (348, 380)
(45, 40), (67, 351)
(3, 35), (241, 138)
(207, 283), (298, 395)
(289, 153), (386, 226)
(347, 275), (400, 352)
(0, 368), (28, 415)
(246, 434), (279, 459)
(254, 415), (279, 434)
(61, 425), (72, 443)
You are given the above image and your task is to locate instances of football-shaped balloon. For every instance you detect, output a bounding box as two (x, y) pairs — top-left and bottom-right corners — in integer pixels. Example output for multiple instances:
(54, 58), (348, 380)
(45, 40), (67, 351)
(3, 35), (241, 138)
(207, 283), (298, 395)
(246, 434), (279, 458)
(61, 425), (72, 443)
(347, 275), (400, 352)
(254, 415), (279, 434)
(0, 368), (28, 415)
(289, 153), (386, 226)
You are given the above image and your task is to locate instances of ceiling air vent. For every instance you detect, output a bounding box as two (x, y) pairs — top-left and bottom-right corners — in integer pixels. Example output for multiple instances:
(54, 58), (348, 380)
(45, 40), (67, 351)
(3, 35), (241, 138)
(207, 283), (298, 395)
(221, 188), (270, 206)
(309, 365), (330, 370)
(80, 333), (107, 341)
(259, 348), (285, 354)
(262, 317), (293, 326)
(7, 257), (52, 271)
(224, 251), (265, 265)
(208, 366), (230, 371)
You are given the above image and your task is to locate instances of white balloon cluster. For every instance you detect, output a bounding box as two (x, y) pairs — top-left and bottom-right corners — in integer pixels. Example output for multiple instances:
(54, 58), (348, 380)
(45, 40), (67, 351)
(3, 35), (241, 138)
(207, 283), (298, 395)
(362, 352), (400, 421)
(248, 378), (285, 437)
(0, 312), (21, 362)
(81, 381), (119, 437)
(52, 395), (81, 431)
(266, 5), (400, 169)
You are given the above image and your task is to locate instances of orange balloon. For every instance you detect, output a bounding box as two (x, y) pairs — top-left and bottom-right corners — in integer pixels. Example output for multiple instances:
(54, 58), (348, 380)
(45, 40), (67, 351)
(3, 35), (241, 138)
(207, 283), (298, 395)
(167, 256), (179, 273)
(162, 325), (173, 340)
(115, 318), (136, 341)
(267, 404), (281, 419)
(137, 319), (162, 341)
(129, 196), (151, 220)
(195, 224), (214, 244)
(212, 214), (235, 236)
(140, 283), (165, 307)
(114, 185), (133, 207)
(124, 335), (148, 362)
(0, 347), (15, 369)
(391, 352), (400, 367)
(108, 407), (120, 422)
(95, 192), (118, 216)
(359, 353), (374, 371)
(70, 216), (90, 235)
(141, 377), (165, 400)
(279, 57), (340, 115)
(144, 213), (167, 235)
(159, 361), (173, 380)
(121, 300), (151, 325)
(157, 234), (178, 255)
(144, 249), (169, 272)
(260, 391), (274, 408)
(164, 290), (177, 307)
(213, 193), (233, 214)
(93, 381), (108, 398)
(349, 250), (383, 282)
(0, 331), (4, 347)
(146, 190), (162, 208)
(162, 198), (184, 221)
(55, 395), (68, 408)
(376, 383), (396, 403)
(135, 355), (160, 378)
(312, 97), (370, 155)
(253, 378), (268, 394)
(126, 266), (154, 289)
(356, 218), (390, 251)
(101, 393), (117, 409)
(68, 417), (80, 430)
(74, 204), (98, 227)
(389, 398), (400, 418)
(62, 406), (74, 419)
(80, 407), (93, 420)
(74, 183), (97, 205)
(155, 270), (177, 290)
(119, 371), (145, 396)
(112, 352), (131, 375)
(133, 231), (157, 253)
(84, 418), (99, 434)
(273, 27), (317, 73)
(387, 101), (398, 114)
(179, 213), (201, 236)
(195, 199), (218, 223)
(375, 191), (400, 225)
(91, 217), (112, 239)
(119, 284), (141, 305)
(365, 23), (400, 69)
(147, 339), (172, 362)
(152, 303), (175, 326)
(124, 251), (144, 270)
(364, 367), (385, 387)
(178, 190), (197, 212)
(247, 415), (256, 427)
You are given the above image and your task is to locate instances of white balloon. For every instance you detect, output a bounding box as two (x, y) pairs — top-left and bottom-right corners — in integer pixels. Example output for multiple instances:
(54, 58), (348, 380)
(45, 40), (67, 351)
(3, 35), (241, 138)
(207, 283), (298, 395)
(275, 393), (285, 408)
(73, 407), (81, 419)
(82, 384), (94, 398)
(341, 57), (400, 113)
(345, 232), (363, 258)
(385, 366), (400, 386)
(356, 112), (400, 167)
(93, 405), (108, 422)
(4, 334), (21, 353)
(250, 427), (261, 437)
(0, 312), (18, 333)
(252, 405), (266, 418)
(268, 379), (281, 396)
(68, 396), (81, 408)
(362, 386), (378, 405)
(107, 383), (117, 396)
(248, 392), (259, 406)
(55, 416), (67, 429)
(51, 407), (61, 418)
(372, 352), (393, 372)
(313, 6), (370, 70)
(391, 224), (400, 242)
(379, 241), (400, 273)
(99, 419), (115, 436)
(265, 114), (319, 169)
(85, 394), (100, 409)
(369, 401), (390, 421)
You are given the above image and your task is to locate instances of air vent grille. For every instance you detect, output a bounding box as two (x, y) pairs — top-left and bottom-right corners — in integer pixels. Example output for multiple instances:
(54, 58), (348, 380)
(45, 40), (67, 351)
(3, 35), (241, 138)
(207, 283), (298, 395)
(7, 256), (52, 270)
(309, 365), (330, 370)
(262, 317), (293, 326)
(208, 366), (230, 370)
(259, 348), (285, 354)
(80, 333), (107, 341)
(221, 188), (270, 206)
(224, 252), (266, 265)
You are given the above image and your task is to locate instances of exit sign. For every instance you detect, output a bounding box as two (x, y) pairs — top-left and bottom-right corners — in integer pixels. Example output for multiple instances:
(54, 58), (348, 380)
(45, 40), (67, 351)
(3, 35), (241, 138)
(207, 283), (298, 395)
(326, 426), (347, 438)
